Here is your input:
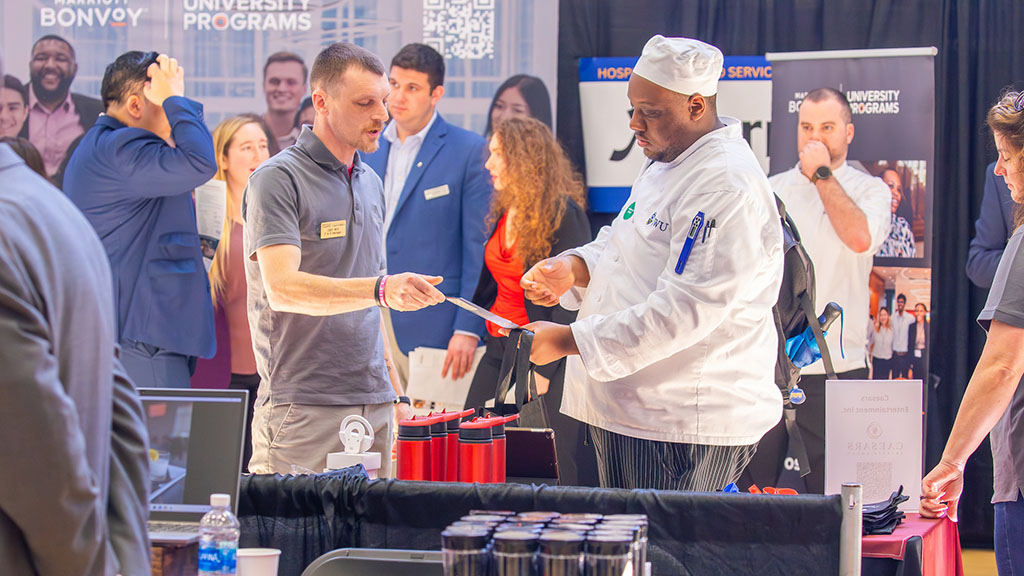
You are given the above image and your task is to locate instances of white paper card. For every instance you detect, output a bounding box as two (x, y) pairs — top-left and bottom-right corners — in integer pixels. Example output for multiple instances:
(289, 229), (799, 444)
(406, 346), (486, 409)
(825, 379), (923, 512)
(194, 179), (227, 272)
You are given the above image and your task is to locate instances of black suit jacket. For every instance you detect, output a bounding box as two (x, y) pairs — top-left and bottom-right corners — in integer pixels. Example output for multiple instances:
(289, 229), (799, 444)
(471, 197), (591, 379)
(907, 320), (929, 353)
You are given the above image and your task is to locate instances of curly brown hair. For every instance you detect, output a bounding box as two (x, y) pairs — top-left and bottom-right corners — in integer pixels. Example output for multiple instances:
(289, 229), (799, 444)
(488, 117), (586, 269)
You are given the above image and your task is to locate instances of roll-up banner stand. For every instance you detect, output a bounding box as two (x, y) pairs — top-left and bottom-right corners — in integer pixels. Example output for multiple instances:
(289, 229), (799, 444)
(579, 56), (772, 213)
(766, 47), (936, 495)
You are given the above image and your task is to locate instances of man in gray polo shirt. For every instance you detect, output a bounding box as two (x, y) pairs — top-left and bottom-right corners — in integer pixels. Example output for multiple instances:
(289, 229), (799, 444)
(243, 42), (446, 475)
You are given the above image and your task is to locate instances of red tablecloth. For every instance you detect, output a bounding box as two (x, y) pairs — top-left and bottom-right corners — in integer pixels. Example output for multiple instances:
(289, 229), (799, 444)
(862, 513), (964, 576)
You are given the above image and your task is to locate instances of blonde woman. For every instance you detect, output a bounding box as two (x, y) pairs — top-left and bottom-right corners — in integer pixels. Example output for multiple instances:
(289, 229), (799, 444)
(206, 114), (272, 469)
(869, 307), (894, 380)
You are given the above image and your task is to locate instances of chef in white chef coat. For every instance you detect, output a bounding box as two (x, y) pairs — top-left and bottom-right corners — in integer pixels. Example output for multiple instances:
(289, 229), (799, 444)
(515, 35), (785, 491)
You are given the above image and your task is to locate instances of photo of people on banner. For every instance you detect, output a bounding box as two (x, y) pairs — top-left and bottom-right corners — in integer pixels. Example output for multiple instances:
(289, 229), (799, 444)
(866, 160), (928, 260)
(868, 266), (931, 381)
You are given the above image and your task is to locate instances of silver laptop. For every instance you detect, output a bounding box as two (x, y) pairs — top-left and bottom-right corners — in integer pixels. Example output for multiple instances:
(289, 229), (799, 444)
(140, 388), (248, 544)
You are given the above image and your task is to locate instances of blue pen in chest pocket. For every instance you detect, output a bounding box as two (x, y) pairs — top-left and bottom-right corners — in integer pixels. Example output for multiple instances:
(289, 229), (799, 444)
(674, 211), (706, 274)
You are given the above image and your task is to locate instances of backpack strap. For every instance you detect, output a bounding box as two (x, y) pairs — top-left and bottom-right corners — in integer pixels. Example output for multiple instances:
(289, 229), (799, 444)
(799, 292), (838, 380)
(784, 407), (812, 478)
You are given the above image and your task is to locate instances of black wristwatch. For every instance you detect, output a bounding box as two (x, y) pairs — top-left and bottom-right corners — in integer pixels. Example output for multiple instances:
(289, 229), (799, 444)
(811, 165), (832, 184)
(394, 395), (411, 406)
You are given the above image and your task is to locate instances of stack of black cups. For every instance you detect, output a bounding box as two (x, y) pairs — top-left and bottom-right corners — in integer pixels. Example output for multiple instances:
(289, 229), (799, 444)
(440, 510), (649, 576)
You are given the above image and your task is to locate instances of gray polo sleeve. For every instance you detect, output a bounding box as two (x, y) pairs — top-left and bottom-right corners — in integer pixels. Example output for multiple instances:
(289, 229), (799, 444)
(244, 165), (302, 259)
(979, 231), (1024, 331)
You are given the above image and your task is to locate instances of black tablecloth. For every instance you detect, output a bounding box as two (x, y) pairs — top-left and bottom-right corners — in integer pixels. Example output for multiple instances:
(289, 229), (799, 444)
(238, 467), (843, 576)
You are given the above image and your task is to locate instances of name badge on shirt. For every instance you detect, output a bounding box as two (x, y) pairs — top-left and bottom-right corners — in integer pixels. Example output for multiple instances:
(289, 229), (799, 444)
(424, 184), (450, 200)
(320, 220), (347, 239)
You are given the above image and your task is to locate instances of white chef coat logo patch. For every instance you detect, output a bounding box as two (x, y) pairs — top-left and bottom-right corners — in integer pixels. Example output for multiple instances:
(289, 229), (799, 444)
(645, 212), (669, 232)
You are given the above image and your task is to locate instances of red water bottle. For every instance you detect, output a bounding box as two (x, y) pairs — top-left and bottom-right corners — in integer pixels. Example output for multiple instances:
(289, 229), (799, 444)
(428, 412), (448, 481)
(396, 414), (439, 481)
(443, 409), (476, 482)
(490, 413), (519, 483)
(458, 418), (493, 483)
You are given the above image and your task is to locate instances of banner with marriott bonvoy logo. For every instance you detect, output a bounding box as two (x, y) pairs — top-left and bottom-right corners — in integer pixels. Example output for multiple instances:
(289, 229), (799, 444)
(578, 55), (772, 213)
(0, 0), (559, 133)
(767, 48), (936, 500)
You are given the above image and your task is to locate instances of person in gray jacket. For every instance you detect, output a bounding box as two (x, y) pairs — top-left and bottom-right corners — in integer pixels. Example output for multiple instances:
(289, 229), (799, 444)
(0, 49), (150, 575)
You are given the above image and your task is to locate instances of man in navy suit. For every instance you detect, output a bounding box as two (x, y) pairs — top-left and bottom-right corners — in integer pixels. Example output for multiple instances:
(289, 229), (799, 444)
(64, 51), (218, 389)
(363, 44), (492, 384)
(967, 161), (1017, 288)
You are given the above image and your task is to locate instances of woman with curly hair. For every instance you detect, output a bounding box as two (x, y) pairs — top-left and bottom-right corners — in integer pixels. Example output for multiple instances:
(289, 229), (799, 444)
(464, 116), (597, 485)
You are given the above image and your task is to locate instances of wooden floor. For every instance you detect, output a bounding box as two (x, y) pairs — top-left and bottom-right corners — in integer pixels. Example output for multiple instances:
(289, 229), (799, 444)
(962, 549), (998, 576)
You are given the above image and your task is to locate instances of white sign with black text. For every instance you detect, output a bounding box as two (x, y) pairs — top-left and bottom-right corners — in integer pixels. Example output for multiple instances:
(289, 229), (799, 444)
(825, 379), (923, 512)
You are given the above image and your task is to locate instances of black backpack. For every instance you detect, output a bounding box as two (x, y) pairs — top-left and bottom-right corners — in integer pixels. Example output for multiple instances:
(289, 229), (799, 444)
(772, 194), (839, 478)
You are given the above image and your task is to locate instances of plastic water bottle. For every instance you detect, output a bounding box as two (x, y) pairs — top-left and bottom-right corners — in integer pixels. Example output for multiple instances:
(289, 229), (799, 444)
(198, 493), (240, 575)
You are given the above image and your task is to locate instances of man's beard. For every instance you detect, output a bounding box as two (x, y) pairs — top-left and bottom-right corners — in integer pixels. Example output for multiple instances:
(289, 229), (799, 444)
(31, 73), (73, 103)
(645, 141), (688, 164)
(355, 123), (385, 153)
(357, 138), (381, 154)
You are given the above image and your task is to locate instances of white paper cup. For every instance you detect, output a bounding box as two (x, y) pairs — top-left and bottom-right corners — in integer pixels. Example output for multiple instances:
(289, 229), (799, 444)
(237, 548), (281, 576)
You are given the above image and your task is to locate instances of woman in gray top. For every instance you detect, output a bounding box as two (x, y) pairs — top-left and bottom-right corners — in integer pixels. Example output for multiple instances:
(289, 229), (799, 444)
(921, 91), (1024, 574)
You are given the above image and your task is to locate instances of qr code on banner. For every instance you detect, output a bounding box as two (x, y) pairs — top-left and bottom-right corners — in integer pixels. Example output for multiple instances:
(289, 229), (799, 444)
(856, 461), (895, 503)
(423, 0), (495, 60)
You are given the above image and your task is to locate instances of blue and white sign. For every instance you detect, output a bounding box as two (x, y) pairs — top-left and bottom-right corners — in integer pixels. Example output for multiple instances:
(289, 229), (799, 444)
(578, 55), (772, 213)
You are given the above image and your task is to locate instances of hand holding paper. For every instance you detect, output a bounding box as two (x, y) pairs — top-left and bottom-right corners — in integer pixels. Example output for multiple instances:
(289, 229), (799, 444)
(386, 273), (446, 311)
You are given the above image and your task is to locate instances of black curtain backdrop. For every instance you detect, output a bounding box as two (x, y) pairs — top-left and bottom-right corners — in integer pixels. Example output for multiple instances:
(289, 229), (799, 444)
(555, 0), (1024, 547)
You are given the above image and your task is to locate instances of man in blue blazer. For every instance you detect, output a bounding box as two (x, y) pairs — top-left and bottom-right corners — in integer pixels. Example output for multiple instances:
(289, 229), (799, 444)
(967, 161), (1017, 288)
(63, 51), (218, 388)
(363, 44), (492, 383)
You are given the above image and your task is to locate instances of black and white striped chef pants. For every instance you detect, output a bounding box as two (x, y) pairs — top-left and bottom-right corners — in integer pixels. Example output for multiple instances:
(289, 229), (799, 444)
(589, 426), (758, 491)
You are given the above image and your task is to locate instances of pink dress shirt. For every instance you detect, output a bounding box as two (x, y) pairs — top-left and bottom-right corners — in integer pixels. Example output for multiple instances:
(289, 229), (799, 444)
(28, 86), (84, 176)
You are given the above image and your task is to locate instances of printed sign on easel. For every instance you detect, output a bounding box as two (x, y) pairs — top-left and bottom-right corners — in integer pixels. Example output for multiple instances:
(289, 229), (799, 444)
(825, 379), (923, 512)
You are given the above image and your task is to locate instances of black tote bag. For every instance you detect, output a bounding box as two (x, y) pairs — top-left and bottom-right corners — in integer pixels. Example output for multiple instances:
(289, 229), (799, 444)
(491, 329), (549, 428)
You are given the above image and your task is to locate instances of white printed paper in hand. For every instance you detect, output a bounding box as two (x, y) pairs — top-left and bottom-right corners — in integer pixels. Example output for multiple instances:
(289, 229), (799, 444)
(194, 179), (227, 272)
(825, 379), (923, 512)
(406, 346), (486, 409)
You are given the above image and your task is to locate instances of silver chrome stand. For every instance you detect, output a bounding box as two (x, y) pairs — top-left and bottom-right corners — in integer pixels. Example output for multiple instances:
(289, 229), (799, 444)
(839, 483), (863, 576)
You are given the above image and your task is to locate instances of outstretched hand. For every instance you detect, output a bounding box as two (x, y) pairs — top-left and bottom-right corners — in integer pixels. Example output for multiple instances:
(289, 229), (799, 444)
(385, 273), (445, 311)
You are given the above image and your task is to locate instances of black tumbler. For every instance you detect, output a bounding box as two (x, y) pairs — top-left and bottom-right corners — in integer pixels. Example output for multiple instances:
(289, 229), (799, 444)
(538, 530), (584, 576)
(442, 526), (491, 576)
(493, 530), (539, 576)
(598, 520), (647, 576)
(583, 533), (632, 576)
